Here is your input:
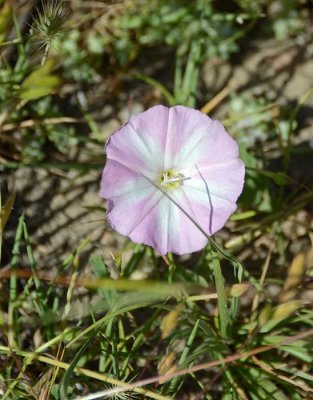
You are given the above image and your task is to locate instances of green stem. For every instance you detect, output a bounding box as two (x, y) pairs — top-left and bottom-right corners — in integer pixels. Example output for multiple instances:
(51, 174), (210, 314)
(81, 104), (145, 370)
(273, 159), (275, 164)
(41, 44), (50, 66)
(132, 73), (176, 106)
(210, 246), (229, 339)
(8, 213), (24, 347)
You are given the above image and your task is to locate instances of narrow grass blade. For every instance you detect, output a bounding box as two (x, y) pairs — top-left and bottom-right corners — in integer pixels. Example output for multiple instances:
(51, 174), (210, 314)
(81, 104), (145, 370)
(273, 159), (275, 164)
(168, 319), (200, 395)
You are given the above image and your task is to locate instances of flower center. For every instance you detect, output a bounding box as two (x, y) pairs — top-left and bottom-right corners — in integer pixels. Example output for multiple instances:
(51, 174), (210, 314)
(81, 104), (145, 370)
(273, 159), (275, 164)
(160, 170), (188, 189)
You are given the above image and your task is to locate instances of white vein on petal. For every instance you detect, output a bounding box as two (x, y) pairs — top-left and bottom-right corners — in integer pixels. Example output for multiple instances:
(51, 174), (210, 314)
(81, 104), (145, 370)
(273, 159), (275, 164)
(102, 165), (153, 200)
(156, 196), (171, 255)
(163, 107), (172, 170)
(107, 182), (155, 203)
(106, 155), (156, 180)
(183, 181), (235, 205)
(174, 117), (214, 169)
(179, 186), (212, 236)
(143, 174), (211, 241)
(161, 195), (181, 254)
(128, 121), (164, 171)
(179, 158), (241, 176)
(127, 190), (164, 237)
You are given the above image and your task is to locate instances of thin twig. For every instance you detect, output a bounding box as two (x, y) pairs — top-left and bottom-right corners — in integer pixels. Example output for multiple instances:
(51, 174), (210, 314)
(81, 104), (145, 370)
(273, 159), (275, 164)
(200, 86), (230, 114)
(1, 117), (80, 132)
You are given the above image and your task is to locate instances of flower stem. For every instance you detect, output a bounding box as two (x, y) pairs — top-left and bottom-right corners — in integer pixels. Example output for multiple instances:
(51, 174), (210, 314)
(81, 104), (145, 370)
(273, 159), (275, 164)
(210, 246), (230, 339)
(41, 44), (50, 66)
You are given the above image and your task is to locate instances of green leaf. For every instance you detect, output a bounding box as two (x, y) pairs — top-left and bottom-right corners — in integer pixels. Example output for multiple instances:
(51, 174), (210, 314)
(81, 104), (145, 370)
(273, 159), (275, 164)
(90, 255), (117, 305)
(132, 73), (176, 105)
(168, 319), (200, 395)
(60, 326), (101, 399)
(271, 172), (293, 186)
(0, 1), (12, 44)
(90, 255), (110, 278)
(280, 345), (312, 363)
(176, 40), (201, 107)
(20, 59), (61, 100)
(239, 145), (273, 211)
(255, 170), (293, 186)
(210, 246), (230, 339)
(244, 367), (288, 400)
(0, 191), (16, 234)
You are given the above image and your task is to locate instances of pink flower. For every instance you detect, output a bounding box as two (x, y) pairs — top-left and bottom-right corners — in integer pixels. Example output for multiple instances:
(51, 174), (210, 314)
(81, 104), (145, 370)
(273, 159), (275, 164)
(100, 105), (245, 255)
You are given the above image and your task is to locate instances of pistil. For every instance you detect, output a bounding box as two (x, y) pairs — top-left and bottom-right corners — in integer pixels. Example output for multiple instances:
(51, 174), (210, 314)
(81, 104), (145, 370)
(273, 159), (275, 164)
(160, 170), (190, 189)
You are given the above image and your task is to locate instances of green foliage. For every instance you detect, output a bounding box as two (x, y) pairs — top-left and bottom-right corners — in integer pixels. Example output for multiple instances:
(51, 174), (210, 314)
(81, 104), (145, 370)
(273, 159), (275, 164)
(239, 144), (273, 212)
(270, 0), (307, 40)
(0, 55), (29, 110)
(235, 0), (308, 40)
(106, 0), (260, 66)
(20, 59), (61, 100)
(1, 211), (312, 398)
(53, 31), (99, 83)
(229, 93), (277, 147)
(1, 1), (313, 399)
(0, 0), (12, 44)
(0, 6), (79, 163)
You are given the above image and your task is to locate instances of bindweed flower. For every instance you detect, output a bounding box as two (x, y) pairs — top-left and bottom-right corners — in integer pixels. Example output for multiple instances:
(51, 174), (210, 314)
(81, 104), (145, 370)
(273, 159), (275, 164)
(100, 105), (245, 255)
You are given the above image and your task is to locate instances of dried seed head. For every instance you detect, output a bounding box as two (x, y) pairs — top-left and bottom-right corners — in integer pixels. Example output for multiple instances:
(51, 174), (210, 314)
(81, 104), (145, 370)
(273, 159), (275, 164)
(29, 0), (70, 50)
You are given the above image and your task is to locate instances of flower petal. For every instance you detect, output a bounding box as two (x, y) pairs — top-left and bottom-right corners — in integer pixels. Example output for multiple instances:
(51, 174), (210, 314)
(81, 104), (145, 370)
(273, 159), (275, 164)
(157, 190), (209, 255)
(165, 106), (214, 169)
(105, 119), (164, 176)
(175, 118), (240, 169)
(106, 183), (163, 241)
(100, 159), (153, 200)
(181, 158), (245, 233)
(129, 105), (216, 171)
(129, 189), (209, 255)
(128, 105), (170, 171)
